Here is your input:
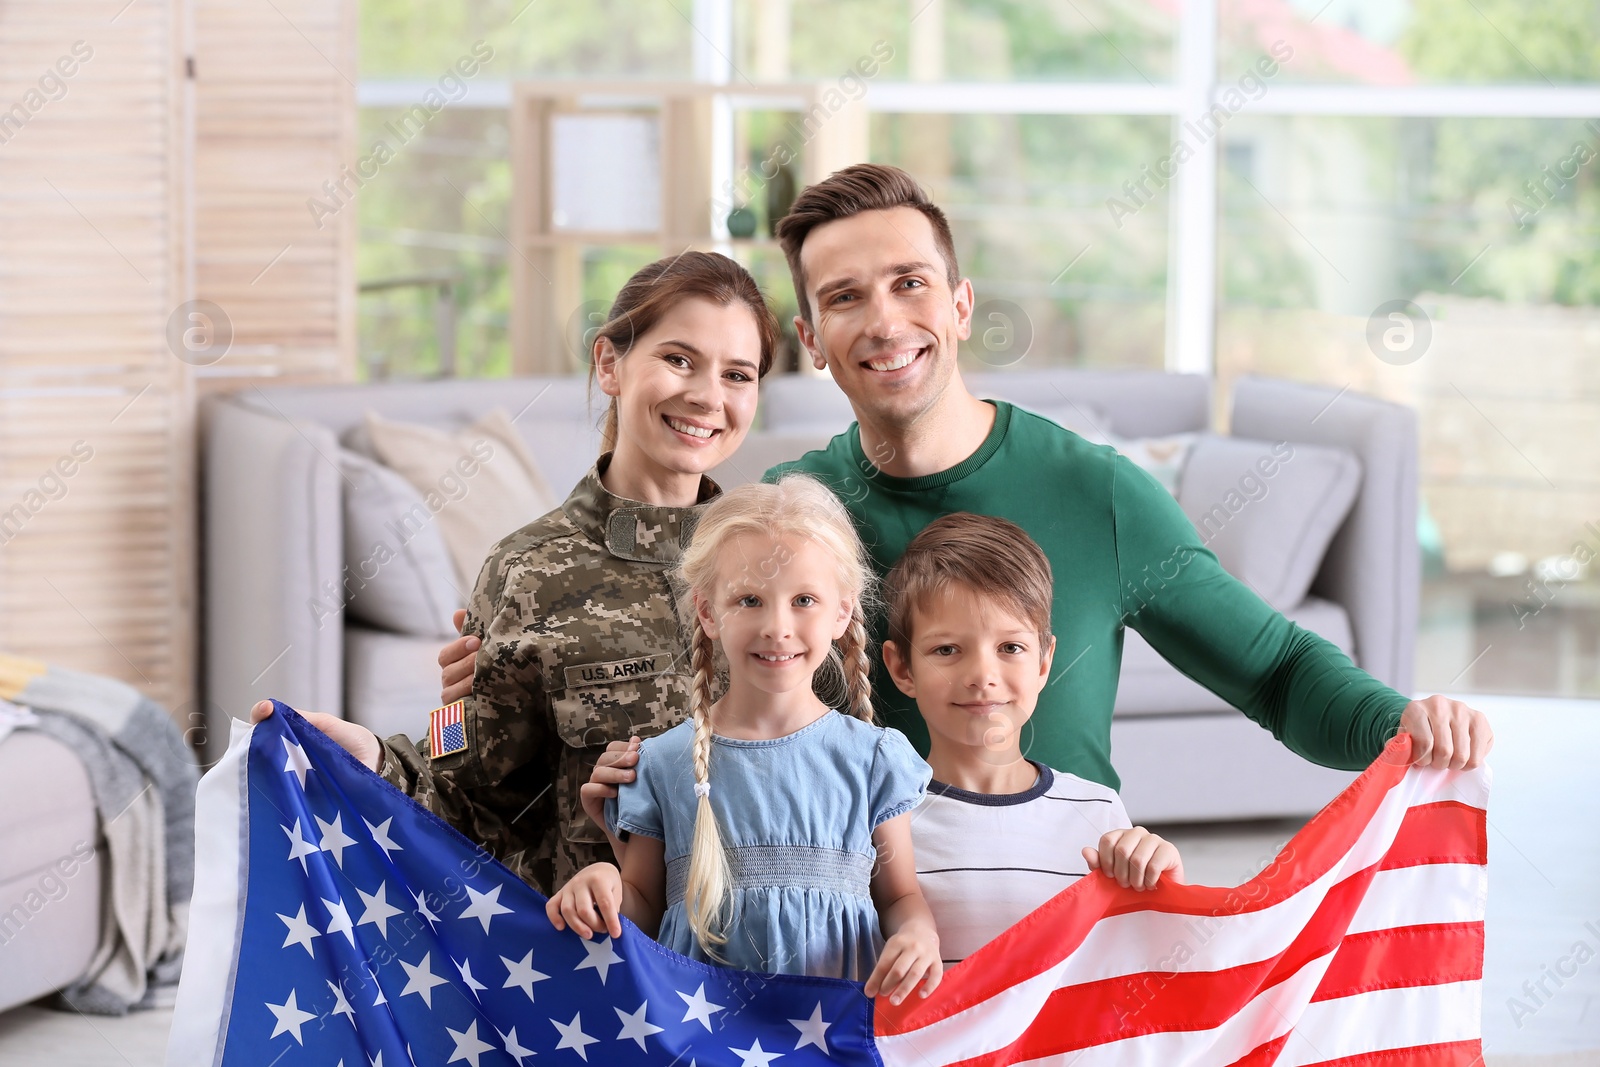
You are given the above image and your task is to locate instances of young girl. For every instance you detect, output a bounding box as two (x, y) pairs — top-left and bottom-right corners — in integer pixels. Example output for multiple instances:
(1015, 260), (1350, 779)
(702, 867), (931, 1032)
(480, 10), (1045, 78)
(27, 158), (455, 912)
(546, 475), (942, 1004)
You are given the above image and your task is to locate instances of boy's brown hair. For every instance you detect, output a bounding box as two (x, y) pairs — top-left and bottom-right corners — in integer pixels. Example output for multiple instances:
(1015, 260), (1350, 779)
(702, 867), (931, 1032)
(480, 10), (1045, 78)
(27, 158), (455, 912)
(774, 162), (961, 325)
(883, 512), (1053, 653)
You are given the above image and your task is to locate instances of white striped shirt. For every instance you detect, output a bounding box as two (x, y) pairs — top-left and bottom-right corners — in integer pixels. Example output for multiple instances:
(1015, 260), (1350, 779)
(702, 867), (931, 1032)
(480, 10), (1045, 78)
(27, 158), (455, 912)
(910, 762), (1130, 964)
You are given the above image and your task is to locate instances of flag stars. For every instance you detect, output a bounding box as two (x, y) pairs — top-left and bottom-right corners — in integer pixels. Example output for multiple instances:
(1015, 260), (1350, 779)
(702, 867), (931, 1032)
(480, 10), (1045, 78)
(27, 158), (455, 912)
(398, 951), (449, 1008)
(282, 736), (311, 788)
(496, 1026), (536, 1066)
(789, 1002), (832, 1052)
(277, 904), (320, 957)
(282, 819), (319, 874)
(445, 1020), (495, 1067)
(678, 983), (725, 1031)
(355, 882), (403, 939)
(364, 815), (402, 858)
(574, 935), (624, 984)
(322, 896), (356, 946)
(325, 979), (355, 1024)
(266, 989), (316, 1044)
(454, 956), (488, 1000)
(730, 1038), (784, 1066)
(411, 888), (441, 929)
(315, 812), (358, 868)
(551, 1012), (599, 1061)
(614, 999), (664, 1051)
(500, 949), (551, 1002)
(458, 883), (513, 934)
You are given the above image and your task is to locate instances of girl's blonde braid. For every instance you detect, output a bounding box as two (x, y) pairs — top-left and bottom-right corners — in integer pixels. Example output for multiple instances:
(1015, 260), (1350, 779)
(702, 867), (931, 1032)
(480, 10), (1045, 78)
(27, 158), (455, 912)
(838, 604), (876, 724)
(683, 622), (732, 955)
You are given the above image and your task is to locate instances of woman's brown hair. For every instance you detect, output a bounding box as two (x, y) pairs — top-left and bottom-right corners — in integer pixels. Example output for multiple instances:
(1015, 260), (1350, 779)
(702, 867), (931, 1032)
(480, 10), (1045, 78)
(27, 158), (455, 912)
(588, 251), (781, 454)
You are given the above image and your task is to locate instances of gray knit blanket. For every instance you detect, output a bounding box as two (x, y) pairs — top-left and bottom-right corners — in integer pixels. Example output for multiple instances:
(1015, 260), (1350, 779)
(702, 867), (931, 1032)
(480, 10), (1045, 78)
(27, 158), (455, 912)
(14, 665), (197, 1014)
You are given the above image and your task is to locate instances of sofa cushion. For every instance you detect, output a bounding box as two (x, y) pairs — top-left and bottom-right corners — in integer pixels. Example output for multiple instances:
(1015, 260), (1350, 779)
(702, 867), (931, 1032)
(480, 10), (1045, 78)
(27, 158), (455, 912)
(1177, 435), (1361, 610)
(1114, 594), (1356, 716)
(364, 408), (557, 586)
(708, 432), (835, 490)
(340, 450), (463, 639)
(343, 626), (449, 742)
(1112, 431), (1198, 496)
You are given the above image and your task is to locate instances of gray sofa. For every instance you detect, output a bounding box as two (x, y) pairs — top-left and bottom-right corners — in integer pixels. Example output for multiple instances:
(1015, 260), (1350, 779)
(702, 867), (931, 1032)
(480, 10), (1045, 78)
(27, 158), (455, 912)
(202, 370), (1417, 822)
(0, 732), (103, 1013)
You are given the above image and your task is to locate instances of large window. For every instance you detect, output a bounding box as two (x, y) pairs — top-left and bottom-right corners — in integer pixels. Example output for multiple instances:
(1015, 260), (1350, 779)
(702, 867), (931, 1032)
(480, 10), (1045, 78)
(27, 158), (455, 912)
(358, 0), (1600, 701)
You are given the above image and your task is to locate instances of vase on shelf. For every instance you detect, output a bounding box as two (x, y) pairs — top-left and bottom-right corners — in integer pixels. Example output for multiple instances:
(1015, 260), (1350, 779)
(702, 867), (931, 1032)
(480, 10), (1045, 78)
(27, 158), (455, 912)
(726, 205), (758, 238)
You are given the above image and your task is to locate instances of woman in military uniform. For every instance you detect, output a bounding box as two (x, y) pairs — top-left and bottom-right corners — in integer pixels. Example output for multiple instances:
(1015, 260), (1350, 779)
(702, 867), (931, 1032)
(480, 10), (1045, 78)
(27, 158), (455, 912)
(257, 251), (779, 893)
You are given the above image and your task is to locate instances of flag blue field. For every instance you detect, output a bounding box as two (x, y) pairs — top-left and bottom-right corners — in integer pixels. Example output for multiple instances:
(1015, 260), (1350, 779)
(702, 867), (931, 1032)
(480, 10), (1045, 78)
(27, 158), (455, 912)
(168, 702), (875, 1067)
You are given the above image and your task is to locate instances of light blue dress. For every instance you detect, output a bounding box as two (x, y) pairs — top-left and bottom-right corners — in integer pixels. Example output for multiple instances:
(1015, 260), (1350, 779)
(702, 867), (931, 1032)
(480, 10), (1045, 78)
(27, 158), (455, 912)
(605, 710), (930, 980)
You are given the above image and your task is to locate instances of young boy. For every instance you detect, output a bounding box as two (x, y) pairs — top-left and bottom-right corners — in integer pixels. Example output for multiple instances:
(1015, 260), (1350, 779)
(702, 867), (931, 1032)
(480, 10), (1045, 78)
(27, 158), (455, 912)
(880, 512), (1184, 966)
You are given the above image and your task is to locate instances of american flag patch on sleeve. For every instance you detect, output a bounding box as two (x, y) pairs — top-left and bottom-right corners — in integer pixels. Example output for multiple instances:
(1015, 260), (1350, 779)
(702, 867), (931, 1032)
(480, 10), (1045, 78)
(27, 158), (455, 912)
(428, 700), (467, 758)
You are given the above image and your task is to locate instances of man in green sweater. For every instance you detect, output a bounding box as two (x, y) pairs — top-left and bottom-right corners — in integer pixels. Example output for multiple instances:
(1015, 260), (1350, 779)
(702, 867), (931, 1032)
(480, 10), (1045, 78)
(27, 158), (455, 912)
(429, 163), (1490, 790)
(753, 163), (1490, 785)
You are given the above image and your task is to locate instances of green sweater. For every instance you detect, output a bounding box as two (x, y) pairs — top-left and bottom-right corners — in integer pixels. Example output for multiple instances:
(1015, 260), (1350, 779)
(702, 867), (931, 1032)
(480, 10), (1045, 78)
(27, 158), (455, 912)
(765, 400), (1408, 790)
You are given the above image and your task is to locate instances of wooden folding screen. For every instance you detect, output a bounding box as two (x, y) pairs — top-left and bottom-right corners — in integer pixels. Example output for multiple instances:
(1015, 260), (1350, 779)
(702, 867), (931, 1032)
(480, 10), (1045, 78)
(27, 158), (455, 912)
(0, 0), (356, 722)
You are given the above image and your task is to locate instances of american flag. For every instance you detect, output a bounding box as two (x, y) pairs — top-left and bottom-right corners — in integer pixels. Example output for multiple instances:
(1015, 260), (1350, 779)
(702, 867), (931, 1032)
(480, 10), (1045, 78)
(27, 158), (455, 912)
(169, 703), (1487, 1066)
(429, 700), (466, 759)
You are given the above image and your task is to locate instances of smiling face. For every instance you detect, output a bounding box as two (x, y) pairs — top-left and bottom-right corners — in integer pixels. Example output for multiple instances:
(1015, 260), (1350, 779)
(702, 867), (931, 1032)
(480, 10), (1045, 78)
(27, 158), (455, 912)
(883, 582), (1055, 765)
(793, 206), (975, 433)
(695, 531), (854, 701)
(595, 296), (762, 492)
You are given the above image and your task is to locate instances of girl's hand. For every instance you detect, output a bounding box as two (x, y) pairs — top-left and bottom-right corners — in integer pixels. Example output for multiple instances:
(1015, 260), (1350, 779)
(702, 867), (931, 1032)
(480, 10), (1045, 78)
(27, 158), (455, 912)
(865, 922), (943, 1005)
(1083, 827), (1185, 891)
(251, 701), (382, 773)
(546, 863), (624, 940)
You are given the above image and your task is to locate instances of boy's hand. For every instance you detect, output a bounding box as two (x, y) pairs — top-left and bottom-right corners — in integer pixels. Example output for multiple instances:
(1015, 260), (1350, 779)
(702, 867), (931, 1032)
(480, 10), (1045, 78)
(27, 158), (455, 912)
(439, 608), (478, 706)
(582, 737), (641, 813)
(251, 701), (382, 773)
(1084, 827), (1185, 892)
(865, 921), (942, 1005)
(547, 863), (624, 940)
(581, 737), (642, 862)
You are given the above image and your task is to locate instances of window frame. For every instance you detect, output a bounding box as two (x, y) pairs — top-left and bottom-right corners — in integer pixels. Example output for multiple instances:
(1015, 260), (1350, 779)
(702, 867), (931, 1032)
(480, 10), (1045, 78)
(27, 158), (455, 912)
(356, 0), (1600, 374)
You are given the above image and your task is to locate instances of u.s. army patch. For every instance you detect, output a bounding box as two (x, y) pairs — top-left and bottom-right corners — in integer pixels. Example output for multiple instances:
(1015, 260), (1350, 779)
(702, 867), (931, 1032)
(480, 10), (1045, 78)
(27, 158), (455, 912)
(428, 700), (467, 758)
(563, 652), (670, 689)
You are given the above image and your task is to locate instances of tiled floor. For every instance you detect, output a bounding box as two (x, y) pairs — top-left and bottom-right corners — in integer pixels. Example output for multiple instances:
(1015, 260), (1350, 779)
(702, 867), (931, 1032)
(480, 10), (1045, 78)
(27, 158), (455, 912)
(0, 693), (1595, 1064)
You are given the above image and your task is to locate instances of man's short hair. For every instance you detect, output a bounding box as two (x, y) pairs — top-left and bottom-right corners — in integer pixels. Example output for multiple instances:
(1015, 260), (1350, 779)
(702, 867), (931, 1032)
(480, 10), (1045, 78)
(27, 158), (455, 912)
(775, 163), (961, 324)
(883, 512), (1053, 653)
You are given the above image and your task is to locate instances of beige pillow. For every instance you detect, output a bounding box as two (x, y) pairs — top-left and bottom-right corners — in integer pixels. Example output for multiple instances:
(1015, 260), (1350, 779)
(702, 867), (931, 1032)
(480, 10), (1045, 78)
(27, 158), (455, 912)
(363, 408), (557, 586)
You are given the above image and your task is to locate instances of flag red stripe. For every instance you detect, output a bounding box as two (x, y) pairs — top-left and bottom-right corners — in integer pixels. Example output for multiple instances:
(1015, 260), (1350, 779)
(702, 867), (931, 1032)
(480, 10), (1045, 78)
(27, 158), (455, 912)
(1081, 801), (1485, 923)
(907, 872), (1480, 1065)
(1311, 922), (1484, 1002)
(876, 763), (1481, 1038)
(1226, 1033), (1291, 1067)
(1300, 1039), (1484, 1067)
(1377, 801), (1486, 872)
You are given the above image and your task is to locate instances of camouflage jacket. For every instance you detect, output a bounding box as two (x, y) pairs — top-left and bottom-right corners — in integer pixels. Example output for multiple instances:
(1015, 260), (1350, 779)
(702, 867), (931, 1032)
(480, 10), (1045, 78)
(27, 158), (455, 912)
(379, 457), (714, 893)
